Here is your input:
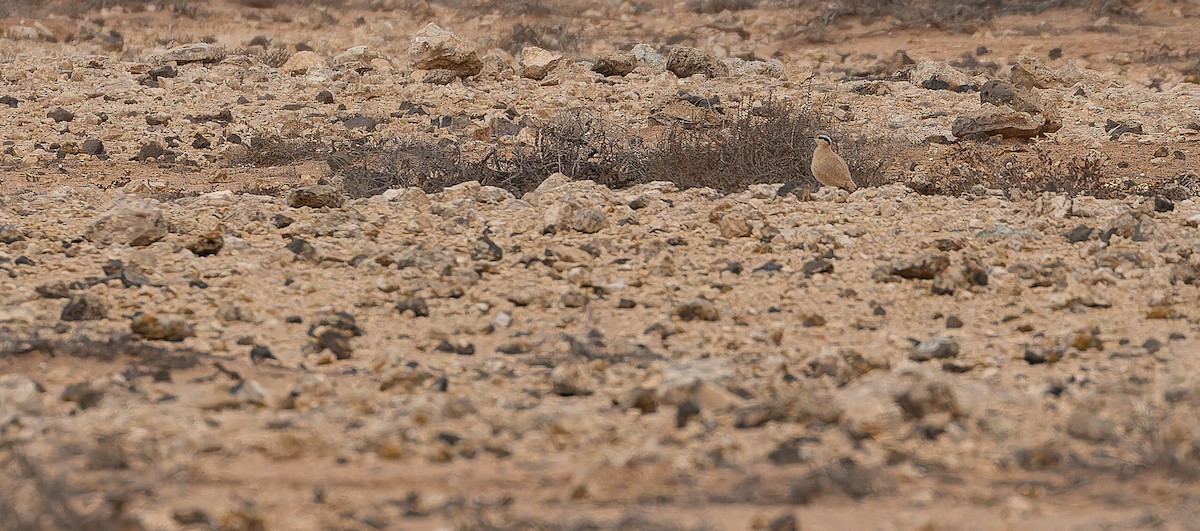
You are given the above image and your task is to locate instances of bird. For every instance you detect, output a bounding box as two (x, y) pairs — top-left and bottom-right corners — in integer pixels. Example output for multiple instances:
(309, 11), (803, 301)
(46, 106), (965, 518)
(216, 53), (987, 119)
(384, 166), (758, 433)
(325, 142), (354, 173)
(810, 134), (857, 192)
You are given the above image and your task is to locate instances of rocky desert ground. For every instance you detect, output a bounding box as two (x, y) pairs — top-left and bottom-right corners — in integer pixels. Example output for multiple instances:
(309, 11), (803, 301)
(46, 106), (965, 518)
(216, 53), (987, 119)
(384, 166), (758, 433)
(3, 0), (1200, 529)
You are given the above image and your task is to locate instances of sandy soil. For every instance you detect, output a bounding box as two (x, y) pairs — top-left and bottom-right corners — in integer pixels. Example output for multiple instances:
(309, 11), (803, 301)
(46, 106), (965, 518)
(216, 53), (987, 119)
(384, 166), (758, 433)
(2, 1), (1200, 530)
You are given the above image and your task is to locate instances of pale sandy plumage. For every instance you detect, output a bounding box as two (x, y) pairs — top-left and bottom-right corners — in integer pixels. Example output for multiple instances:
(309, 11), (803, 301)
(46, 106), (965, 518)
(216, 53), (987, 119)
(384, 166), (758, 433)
(810, 134), (857, 192)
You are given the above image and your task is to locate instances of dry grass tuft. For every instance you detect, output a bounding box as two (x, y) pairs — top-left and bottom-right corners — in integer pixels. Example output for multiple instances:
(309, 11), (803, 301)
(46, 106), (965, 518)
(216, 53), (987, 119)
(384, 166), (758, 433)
(258, 47), (293, 68)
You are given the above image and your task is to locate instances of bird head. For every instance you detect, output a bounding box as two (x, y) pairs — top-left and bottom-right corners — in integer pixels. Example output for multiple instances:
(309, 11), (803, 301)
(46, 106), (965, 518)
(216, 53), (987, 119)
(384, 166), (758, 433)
(815, 134), (833, 146)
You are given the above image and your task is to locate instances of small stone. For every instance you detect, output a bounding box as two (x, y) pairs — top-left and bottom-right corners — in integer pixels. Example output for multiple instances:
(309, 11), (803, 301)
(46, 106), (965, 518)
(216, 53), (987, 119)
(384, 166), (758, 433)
(625, 388), (658, 414)
(0, 95), (17, 107)
(192, 134), (211, 149)
(0, 224), (25, 244)
(952, 108), (1055, 139)
(767, 439), (811, 466)
(308, 311), (362, 360)
(666, 46), (728, 78)
(910, 336), (959, 361)
(802, 313), (826, 327)
(131, 313), (195, 341)
(47, 107), (74, 122)
(342, 115), (378, 131)
(754, 261), (783, 273)
(496, 341), (530, 355)
(82, 139), (105, 155)
(315, 330), (353, 360)
(271, 214), (295, 228)
(1066, 410), (1115, 442)
(288, 185), (344, 208)
(766, 513), (799, 531)
(519, 46), (563, 80)
(0, 375), (44, 415)
(676, 400), (701, 428)
(896, 381), (959, 419)
(396, 297), (430, 317)
(1066, 225), (1094, 243)
(172, 509), (211, 526)
(149, 64), (178, 79)
(161, 42), (221, 63)
(60, 382), (103, 410)
(286, 237), (317, 260)
(1154, 196), (1174, 212)
(877, 252), (949, 280)
(60, 293), (108, 321)
(36, 281), (70, 299)
(1071, 327), (1104, 351)
(330, 45), (379, 72)
(316, 90), (334, 104)
(422, 69), (461, 85)
(560, 290), (589, 308)
(551, 361), (595, 396)
(569, 207), (608, 234)
(945, 315), (963, 328)
(134, 141), (165, 161)
(249, 346), (277, 365)
(409, 23), (482, 76)
(186, 230), (224, 256)
(280, 50), (327, 74)
(592, 53), (636, 77)
(673, 297), (719, 321)
(802, 259), (833, 276)
(232, 379), (272, 407)
(1024, 348), (1061, 364)
(435, 340), (475, 356)
(471, 235), (503, 261)
(717, 213), (753, 238)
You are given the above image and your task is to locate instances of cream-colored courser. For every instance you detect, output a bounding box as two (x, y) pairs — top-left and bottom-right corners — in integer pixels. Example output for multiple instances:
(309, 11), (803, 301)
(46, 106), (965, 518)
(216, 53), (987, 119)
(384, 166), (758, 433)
(810, 134), (857, 192)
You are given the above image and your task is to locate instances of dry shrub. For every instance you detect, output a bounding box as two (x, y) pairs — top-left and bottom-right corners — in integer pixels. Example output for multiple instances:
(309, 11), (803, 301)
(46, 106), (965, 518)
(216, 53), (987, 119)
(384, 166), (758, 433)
(340, 111), (648, 198)
(910, 143), (1124, 198)
(841, 133), (901, 189)
(456, 0), (557, 16)
(0, 0), (192, 17)
(233, 131), (326, 167)
(500, 22), (582, 55)
(804, 0), (1139, 33)
(688, 0), (758, 13)
(512, 110), (648, 190)
(336, 105), (905, 198)
(647, 103), (814, 192)
(341, 138), (468, 198)
(0, 452), (131, 531)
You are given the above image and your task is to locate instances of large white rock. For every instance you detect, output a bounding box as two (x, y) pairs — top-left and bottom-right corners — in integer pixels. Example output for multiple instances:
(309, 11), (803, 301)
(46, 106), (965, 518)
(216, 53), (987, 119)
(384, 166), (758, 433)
(409, 23), (482, 76)
(519, 46), (563, 80)
(84, 198), (168, 247)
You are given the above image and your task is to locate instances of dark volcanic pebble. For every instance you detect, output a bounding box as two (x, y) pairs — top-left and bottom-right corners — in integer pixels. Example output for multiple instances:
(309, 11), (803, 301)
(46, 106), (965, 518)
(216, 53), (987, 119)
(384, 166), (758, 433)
(48, 107), (74, 122)
(81, 139), (105, 155)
